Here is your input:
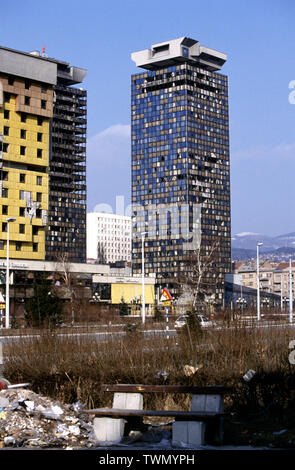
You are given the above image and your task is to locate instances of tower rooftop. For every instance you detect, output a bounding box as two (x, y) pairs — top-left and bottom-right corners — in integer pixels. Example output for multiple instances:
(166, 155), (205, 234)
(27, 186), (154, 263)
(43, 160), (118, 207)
(0, 45), (86, 85)
(131, 36), (227, 72)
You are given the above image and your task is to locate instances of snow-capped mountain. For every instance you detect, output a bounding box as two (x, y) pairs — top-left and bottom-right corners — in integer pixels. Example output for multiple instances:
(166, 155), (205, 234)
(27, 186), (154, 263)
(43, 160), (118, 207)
(231, 231), (295, 252)
(231, 231), (295, 261)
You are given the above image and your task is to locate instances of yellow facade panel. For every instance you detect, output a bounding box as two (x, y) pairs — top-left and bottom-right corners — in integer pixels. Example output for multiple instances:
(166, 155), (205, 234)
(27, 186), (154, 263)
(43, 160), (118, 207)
(0, 74), (51, 261)
(111, 283), (155, 305)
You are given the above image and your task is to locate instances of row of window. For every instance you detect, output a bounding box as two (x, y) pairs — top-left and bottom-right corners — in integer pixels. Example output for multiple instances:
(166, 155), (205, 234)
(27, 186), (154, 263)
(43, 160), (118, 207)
(1, 174), (43, 187)
(133, 65), (227, 87)
(2, 171), (43, 186)
(2, 143), (44, 159)
(4, 92), (47, 109)
(6, 77), (47, 93)
(1, 204), (43, 218)
(0, 240), (39, 252)
(1, 222), (40, 236)
(2, 110), (44, 125)
(3, 126), (44, 141)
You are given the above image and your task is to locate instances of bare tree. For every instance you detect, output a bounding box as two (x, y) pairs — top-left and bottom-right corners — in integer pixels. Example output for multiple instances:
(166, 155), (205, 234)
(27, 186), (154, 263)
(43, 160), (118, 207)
(178, 241), (221, 310)
(54, 253), (78, 325)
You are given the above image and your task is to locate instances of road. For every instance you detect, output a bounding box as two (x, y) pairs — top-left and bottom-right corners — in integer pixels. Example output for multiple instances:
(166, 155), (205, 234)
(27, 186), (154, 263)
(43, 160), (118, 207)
(0, 319), (295, 345)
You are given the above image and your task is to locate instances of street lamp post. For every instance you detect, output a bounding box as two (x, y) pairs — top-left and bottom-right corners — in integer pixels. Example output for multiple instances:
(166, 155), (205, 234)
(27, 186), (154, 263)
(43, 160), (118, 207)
(141, 231), (148, 325)
(5, 217), (16, 329)
(281, 274), (283, 312)
(289, 258), (293, 324)
(257, 242), (263, 321)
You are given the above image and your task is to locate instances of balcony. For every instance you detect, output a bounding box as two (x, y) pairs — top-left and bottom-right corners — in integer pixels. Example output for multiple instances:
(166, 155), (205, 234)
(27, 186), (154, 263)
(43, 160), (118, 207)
(54, 84), (87, 97)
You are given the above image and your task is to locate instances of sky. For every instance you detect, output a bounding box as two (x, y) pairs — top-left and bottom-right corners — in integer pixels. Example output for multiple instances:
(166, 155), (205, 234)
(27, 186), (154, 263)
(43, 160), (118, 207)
(1, 0), (295, 237)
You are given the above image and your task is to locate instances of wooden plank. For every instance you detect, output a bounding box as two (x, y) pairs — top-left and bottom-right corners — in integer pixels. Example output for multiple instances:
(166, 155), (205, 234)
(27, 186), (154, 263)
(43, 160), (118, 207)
(84, 408), (227, 420)
(101, 384), (232, 394)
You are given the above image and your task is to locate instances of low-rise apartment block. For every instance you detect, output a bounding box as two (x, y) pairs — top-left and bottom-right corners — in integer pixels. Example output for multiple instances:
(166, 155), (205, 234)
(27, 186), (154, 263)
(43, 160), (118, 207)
(87, 212), (131, 264)
(233, 259), (295, 303)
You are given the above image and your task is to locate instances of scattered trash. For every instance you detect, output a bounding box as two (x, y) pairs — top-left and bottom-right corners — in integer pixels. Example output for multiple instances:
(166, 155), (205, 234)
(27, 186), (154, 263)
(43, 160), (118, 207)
(69, 425), (81, 436)
(183, 364), (203, 377)
(0, 397), (9, 408)
(243, 369), (256, 382)
(155, 370), (169, 381)
(70, 401), (86, 415)
(4, 436), (15, 446)
(0, 388), (93, 448)
(8, 383), (30, 389)
(24, 401), (35, 412)
(38, 404), (64, 420)
(56, 423), (71, 438)
(0, 381), (8, 391)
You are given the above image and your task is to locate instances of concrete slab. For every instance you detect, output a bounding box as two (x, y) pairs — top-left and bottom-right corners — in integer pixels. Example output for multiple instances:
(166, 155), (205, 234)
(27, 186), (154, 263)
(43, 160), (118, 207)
(172, 421), (205, 447)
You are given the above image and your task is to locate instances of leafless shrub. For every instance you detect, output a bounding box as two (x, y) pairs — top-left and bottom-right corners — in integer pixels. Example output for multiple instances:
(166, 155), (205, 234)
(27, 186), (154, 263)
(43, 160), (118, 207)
(3, 322), (295, 412)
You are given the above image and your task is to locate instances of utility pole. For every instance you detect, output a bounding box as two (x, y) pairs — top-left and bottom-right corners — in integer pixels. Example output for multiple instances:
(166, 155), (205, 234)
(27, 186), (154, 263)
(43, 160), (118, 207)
(5, 217), (16, 329)
(281, 274), (283, 312)
(290, 258), (293, 324)
(141, 231), (147, 325)
(257, 243), (263, 321)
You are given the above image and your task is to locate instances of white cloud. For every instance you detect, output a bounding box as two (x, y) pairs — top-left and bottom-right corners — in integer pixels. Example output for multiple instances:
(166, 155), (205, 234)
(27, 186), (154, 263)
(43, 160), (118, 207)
(87, 124), (130, 168)
(93, 124), (131, 139)
(233, 142), (295, 161)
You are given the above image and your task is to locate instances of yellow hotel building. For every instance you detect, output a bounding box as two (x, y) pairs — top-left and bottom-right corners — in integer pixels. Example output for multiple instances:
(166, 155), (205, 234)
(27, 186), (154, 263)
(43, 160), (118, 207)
(0, 69), (53, 260)
(0, 46), (87, 265)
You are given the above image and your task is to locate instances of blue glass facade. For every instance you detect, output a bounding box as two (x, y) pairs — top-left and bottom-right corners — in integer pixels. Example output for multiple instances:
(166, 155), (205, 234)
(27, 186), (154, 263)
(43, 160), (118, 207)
(131, 61), (231, 302)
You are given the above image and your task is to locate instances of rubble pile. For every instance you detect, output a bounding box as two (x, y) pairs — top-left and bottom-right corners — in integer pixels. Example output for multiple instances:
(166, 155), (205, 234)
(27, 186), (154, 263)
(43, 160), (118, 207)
(0, 388), (95, 449)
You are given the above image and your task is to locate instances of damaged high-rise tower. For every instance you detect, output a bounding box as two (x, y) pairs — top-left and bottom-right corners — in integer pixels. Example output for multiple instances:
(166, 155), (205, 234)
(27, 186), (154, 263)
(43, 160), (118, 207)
(0, 46), (87, 262)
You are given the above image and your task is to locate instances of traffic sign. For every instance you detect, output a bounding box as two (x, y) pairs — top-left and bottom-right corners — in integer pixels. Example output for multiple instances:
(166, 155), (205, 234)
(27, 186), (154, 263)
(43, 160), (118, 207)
(160, 288), (172, 303)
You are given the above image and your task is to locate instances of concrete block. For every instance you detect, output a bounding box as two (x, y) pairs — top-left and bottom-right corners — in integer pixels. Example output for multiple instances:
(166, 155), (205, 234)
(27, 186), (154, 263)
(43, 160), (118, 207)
(93, 417), (125, 444)
(191, 394), (223, 413)
(172, 421), (205, 447)
(113, 392), (143, 410)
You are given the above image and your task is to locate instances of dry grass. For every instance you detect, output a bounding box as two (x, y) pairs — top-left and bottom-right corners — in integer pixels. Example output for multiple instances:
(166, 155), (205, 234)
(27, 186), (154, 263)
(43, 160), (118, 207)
(3, 320), (295, 415)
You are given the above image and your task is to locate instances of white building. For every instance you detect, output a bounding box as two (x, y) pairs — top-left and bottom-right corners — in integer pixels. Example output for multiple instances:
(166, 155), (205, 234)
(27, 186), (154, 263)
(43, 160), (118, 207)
(87, 212), (131, 264)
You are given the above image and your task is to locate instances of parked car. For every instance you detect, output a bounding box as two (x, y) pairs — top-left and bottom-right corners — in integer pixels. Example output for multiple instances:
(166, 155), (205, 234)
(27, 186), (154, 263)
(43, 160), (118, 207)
(174, 314), (216, 329)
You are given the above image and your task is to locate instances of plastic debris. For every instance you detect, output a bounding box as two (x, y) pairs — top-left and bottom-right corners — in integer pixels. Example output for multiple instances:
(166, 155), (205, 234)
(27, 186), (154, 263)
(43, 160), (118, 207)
(69, 425), (80, 436)
(0, 397), (9, 408)
(0, 381), (8, 391)
(243, 369), (256, 382)
(8, 383), (30, 389)
(0, 378), (11, 388)
(183, 364), (203, 377)
(24, 400), (35, 412)
(4, 436), (16, 446)
(56, 424), (70, 438)
(38, 404), (64, 420)
(155, 370), (169, 381)
(70, 401), (86, 415)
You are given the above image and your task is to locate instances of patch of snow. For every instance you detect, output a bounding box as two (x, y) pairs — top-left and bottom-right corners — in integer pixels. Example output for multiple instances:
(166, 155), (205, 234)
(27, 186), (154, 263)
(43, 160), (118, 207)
(235, 232), (261, 237)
